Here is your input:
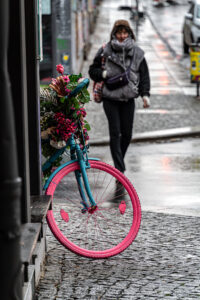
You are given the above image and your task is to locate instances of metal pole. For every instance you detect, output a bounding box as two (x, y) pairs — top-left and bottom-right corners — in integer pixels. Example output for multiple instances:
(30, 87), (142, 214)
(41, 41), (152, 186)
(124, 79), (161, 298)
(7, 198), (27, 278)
(8, 0), (31, 223)
(136, 0), (139, 12)
(24, 0), (42, 196)
(0, 0), (22, 299)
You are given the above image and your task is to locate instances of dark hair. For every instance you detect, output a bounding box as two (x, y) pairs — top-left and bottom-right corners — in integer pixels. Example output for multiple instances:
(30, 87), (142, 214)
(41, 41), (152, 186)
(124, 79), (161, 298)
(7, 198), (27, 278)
(115, 25), (132, 35)
(110, 20), (136, 41)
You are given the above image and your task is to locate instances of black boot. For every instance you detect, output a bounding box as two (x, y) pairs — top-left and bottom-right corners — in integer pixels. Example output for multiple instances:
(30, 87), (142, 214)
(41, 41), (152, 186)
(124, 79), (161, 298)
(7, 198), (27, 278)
(115, 181), (126, 200)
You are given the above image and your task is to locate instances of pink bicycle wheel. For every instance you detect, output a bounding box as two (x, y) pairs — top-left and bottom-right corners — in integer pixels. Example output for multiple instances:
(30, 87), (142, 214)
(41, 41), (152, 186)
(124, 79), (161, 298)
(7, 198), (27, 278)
(46, 160), (141, 258)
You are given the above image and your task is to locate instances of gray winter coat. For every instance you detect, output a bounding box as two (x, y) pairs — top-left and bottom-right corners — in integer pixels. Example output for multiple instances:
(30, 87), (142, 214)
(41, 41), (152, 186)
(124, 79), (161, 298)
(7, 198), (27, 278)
(102, 39), (144, 101)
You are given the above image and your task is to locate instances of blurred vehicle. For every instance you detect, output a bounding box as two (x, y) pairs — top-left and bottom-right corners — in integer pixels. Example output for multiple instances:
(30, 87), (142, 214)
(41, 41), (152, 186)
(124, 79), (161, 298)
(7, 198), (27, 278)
(182, 0), (200, 54)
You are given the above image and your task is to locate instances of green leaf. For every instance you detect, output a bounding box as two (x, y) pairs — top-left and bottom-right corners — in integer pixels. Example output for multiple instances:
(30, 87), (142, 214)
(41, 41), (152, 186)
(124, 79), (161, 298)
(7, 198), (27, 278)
(73, 112), (78, 119)
(74, 103), (79, 109)
(69, 74), (82, 83)
(84, 120), (91, 131)
(67, 82), (77, 89)
(80, 88), (90, 103)
(60, 97), (66, 103)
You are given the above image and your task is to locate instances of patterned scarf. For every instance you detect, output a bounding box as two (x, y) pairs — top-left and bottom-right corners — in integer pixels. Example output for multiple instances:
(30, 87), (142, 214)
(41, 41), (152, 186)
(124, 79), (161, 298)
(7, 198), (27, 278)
(111, 37), (134, 53)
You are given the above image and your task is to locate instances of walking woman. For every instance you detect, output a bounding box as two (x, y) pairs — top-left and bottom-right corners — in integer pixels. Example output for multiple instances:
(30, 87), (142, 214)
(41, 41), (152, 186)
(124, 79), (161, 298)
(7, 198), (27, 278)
(89, 19), (150, 175)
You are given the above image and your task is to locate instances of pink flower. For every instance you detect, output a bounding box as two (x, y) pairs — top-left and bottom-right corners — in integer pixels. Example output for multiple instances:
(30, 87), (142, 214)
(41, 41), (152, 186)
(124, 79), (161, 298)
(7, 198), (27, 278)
(63, 75), (70, 83)
(65, 86), (71, 94)
(51, 78), (57, 84)
(56, 64), (64, 75)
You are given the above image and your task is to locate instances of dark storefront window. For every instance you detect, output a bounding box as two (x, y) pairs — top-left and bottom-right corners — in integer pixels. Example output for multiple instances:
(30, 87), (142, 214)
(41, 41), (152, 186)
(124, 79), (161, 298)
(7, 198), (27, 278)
(40, 0), (52, 82)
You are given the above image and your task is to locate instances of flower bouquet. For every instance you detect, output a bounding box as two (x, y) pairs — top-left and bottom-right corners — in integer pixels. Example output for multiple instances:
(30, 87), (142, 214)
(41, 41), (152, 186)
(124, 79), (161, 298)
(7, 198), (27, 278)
(40, 64), (90, 178)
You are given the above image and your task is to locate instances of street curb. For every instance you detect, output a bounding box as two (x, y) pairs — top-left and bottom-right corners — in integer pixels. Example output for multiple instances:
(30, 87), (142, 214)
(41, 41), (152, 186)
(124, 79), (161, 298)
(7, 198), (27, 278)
(89, 126), (200, 146)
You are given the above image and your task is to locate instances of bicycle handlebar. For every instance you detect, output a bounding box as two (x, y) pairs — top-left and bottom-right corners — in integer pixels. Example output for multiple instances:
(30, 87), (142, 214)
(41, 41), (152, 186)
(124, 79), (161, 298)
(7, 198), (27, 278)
(65, 78), (90, 99)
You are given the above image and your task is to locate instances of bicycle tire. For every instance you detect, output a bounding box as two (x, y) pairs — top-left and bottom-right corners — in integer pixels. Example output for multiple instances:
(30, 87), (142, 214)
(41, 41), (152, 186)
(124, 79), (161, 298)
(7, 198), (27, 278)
(45, 160), (141, 258)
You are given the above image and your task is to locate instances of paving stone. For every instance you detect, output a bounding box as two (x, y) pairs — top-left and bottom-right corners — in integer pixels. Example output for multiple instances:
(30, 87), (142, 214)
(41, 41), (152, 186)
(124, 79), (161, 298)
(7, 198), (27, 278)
(35, 211), (200, 299)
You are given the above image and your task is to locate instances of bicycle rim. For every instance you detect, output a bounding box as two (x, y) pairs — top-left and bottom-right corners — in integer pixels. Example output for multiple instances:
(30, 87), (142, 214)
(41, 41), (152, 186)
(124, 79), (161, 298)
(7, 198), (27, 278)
(46, 160), (141, 258)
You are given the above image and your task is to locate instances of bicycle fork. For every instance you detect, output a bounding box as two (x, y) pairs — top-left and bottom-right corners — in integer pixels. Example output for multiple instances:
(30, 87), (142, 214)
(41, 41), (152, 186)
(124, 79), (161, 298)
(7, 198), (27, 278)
(71, 144), (97, 214)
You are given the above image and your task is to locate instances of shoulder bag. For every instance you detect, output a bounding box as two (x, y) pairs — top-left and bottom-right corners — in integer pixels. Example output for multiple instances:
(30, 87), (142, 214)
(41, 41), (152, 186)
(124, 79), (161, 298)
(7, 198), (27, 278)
(105, 55), (134, 91)
(93, 44), (106, 103)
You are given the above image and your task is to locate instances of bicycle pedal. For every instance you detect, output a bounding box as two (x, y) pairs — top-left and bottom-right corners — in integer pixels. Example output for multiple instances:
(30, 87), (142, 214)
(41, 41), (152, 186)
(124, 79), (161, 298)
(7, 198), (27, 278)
(60, 209), (69, 222)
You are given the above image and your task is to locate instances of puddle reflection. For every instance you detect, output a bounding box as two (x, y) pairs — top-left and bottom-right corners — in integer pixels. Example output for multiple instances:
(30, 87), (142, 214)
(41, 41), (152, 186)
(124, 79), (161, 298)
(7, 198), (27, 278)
(128, 156), (200, 173)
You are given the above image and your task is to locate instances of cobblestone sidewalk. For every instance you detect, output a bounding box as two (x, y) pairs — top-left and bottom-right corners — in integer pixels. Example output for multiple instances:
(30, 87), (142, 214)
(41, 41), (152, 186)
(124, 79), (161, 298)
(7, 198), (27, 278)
(36, 211), (200, 299)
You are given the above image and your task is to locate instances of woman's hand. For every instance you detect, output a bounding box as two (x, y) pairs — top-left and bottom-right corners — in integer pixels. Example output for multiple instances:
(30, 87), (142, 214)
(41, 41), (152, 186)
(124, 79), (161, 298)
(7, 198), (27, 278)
(143, 96), (150, 108)
(102, 70), (107, 79)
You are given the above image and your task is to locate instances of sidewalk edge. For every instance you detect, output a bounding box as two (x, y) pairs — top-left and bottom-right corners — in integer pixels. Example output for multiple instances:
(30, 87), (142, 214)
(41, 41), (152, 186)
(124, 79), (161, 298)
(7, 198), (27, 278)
(89, 126), (200, 146)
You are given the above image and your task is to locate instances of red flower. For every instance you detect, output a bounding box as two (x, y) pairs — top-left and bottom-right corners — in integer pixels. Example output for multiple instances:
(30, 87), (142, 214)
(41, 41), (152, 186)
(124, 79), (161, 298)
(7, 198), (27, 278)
(65, 86), (71, 94)
(76, 108), (86, 117)
(53, 113), (77, 142)
(56, 64), (64, 75)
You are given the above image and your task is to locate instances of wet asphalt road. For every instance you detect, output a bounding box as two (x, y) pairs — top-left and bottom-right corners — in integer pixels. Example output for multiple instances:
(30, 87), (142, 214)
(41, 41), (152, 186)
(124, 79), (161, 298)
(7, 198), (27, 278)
(143, 0), (189, 58)
(90, 137), (200, 217)
(143, 0), (191, 69)
(36, 1), (200, 299)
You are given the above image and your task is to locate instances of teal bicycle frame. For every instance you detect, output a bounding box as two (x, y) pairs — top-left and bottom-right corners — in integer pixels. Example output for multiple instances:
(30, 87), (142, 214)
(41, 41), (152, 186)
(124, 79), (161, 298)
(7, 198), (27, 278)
(42, 78), (100, 212)
(42, 136), (99, 212)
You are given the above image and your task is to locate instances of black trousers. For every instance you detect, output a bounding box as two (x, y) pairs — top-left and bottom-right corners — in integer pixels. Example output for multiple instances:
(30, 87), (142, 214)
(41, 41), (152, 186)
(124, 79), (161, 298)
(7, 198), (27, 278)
(103, 99), (135, 173)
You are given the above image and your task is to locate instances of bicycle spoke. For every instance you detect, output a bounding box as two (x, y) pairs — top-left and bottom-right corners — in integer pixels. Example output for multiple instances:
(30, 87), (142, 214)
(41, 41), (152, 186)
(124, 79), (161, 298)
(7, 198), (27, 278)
(92, 168), (109, 204)
(90, 167), (101, 201)
(46, 160), (141, 257)
(96, 174), (115, 206)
